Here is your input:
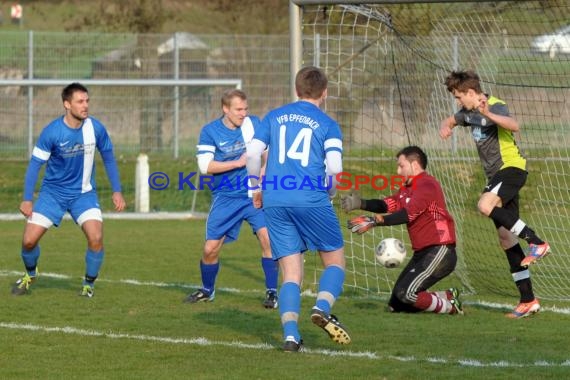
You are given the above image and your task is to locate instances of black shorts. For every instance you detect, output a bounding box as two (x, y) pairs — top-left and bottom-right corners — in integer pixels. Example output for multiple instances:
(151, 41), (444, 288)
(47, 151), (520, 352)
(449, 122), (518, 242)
(388, 244), (457, 313)
(483, 167), (527, 228)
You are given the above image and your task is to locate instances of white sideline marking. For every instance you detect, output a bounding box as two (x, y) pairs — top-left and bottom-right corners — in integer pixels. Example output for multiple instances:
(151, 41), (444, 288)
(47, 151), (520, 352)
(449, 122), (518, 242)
(472, 300), (570, 315)
(3, 269), (570, 366)
(1, 322), (570, 367)
(0, 269), (253, 295)
(2, 269), (570, 315)
(0, 321), (377, 358)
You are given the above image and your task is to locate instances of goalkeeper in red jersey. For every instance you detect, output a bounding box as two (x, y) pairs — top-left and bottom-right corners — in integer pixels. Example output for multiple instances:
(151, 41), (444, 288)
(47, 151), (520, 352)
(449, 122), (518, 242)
(343, 146), (463, 315)
(440, 70), (549, 319)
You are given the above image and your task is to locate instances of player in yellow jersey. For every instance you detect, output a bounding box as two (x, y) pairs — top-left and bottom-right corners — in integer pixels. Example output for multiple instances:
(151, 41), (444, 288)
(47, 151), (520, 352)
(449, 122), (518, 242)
(439, 70), (550, 319)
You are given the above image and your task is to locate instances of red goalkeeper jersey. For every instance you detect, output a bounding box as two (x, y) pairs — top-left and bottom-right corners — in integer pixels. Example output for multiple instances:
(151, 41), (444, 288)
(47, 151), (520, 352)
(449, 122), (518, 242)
(383, 172), (456, 252)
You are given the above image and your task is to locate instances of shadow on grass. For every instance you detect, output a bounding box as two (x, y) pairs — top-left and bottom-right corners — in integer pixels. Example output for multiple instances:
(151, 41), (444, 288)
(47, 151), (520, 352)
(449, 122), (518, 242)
(9, 276), (83, 295)
(191, 299), (360, 351)
(220, 255), (265, 287)
(193, 306), (281, 347)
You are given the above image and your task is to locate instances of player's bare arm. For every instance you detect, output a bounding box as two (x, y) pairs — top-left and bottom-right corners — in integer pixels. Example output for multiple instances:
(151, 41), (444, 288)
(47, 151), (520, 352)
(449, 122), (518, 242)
(252, 190), (263, 209)
(481, 109), (520, 132)
(207, 152), (247, 174)
(259, 150), (268, 179)
(19, 200), (33, 218)
(246, 138), (266, 207)
(477, 94), (520, 131)
(439, 115), (456, 139)
(112, 192), (126, 212)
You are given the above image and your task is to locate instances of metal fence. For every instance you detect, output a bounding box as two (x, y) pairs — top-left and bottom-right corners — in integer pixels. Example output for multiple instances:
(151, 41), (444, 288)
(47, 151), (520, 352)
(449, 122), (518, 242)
(0, 31), (291, 159)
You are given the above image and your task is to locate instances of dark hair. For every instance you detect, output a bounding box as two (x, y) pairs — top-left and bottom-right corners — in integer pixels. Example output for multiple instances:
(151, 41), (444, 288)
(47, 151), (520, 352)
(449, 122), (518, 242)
(396, 145), (428, 169)
(444, 70), (482, 94)
(295, 66), (327, 100)
(221, 89), (247, 108)
(61, 82), (88, 103)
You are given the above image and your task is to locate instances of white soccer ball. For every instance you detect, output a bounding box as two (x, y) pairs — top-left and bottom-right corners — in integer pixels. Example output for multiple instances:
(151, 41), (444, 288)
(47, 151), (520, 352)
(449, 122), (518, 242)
(375, 238), (407, 268)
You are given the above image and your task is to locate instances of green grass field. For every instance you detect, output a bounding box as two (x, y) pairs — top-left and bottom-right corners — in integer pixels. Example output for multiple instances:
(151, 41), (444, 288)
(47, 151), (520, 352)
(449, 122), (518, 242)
(2, 2), (570, 376)
(2, 219), (570, 379)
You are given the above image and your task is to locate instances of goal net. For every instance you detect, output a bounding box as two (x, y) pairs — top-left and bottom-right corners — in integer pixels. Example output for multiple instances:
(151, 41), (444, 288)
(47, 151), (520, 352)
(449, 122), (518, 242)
(292, 0), (570, 300)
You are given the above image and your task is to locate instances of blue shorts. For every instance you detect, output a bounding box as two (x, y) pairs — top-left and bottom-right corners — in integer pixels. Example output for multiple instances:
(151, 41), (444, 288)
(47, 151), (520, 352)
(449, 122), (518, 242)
(206, 194), (266, 243)
(32, 190), (102, 228)
(264, 205), (344, 260)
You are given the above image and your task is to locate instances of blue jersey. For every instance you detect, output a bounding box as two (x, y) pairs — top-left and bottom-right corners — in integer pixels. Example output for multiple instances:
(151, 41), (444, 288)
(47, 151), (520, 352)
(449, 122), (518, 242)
(197, 116), (260, 197)
(255, 101), (343, 207)
(31, 116), (115, 200)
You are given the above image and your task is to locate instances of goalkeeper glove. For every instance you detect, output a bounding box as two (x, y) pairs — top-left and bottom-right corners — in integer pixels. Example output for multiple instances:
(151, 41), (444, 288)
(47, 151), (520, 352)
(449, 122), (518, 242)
(347, 215), (377, 234)
(340, 192), (362, 213)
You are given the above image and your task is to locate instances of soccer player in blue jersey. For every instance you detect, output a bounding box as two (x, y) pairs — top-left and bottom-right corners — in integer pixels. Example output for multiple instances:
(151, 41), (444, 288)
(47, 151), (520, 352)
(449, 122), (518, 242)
(247, 66), (350, 352)
(184, 89), (279, 309)
(11, 82), (126, 298)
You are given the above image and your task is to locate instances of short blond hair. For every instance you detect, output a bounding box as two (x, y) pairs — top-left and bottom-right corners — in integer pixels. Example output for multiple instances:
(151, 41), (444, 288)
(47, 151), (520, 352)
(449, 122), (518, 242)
(221, 89), (247, 108)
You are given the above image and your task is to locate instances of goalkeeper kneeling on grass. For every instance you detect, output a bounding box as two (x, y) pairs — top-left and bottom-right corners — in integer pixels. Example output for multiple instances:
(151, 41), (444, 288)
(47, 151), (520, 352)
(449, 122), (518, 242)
(343, 145), (463, 315)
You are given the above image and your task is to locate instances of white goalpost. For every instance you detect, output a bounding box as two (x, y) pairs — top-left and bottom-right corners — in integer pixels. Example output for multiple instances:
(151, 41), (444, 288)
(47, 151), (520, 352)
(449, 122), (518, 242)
(290, 0), (570, 301)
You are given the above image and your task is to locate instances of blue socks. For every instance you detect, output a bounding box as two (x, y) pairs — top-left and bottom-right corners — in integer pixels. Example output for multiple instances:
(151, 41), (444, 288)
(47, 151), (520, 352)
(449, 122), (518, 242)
(279, 281), (301, 342)
(199, 258), (276, 296)
(84, 248), (104, 285)
(22, 245), (40, 276)
(24, 246), (106, 286)
(315, 265), (345, 313)
(200, 261), (219, 295)
(261, 257), (279, 291)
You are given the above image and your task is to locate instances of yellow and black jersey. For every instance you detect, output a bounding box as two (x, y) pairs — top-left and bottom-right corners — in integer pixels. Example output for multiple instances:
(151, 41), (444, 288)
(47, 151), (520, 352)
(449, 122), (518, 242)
(454, 95), (526, 179)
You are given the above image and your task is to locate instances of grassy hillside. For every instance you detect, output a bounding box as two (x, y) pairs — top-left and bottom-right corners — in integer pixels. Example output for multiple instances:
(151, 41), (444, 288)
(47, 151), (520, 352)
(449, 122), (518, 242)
(0, 0), (290, 34)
